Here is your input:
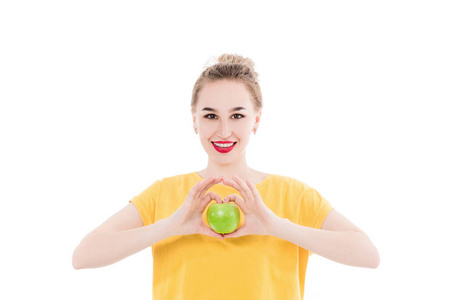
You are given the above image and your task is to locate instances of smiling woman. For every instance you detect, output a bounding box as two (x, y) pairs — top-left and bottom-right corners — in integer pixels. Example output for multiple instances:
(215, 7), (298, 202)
(191, 77), (263, 177)
(72, 53), (379, 300)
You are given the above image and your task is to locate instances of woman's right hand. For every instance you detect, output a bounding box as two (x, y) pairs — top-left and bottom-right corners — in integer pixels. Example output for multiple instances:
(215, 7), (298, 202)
(167, 176), (224, 239)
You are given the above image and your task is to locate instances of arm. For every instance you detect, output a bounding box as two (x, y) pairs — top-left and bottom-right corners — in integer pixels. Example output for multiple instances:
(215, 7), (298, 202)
(72, 203), (175, 270)
(72, 176), (225, 269)
(221, 175), (380, 269)
(269, 209), (380, 268)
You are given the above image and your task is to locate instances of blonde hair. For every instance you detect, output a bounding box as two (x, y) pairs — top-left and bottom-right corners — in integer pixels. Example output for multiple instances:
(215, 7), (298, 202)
(191, 53), (263, 113)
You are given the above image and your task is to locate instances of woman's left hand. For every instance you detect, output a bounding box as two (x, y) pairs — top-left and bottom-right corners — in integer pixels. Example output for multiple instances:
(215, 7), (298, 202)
(221, 175), (280, 238)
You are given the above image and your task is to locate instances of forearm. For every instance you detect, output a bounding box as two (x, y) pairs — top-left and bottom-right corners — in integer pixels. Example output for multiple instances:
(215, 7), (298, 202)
(270, 217), (380, 268)
(72, 218), (174, 269)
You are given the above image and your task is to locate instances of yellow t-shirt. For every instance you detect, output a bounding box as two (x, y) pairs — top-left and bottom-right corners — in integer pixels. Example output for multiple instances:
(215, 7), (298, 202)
(130, 172), (333, 300)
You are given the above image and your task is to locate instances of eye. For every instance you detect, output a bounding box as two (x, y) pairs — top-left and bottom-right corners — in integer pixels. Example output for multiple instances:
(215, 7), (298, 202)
(204, 114), (217, 119)
(203, 114), (245, 120)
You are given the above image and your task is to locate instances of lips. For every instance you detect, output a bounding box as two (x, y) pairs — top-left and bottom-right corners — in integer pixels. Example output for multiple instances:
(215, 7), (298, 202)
(211, 141), (237, 153)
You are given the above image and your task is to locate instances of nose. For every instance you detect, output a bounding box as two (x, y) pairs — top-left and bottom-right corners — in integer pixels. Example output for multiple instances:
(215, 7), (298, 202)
(218, 119), (232, 139)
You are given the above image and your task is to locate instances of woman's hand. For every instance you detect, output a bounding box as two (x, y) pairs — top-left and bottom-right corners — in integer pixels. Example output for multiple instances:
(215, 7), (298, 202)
(221, 175), (279, 238)
(168, 176), (225, 239)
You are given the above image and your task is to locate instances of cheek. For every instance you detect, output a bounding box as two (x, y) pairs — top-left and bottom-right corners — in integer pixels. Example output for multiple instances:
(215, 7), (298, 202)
(197, 118), (211, 128)
(198, 122), (212, 132)
(198, 126), (214, 141)
(238, 121), (254, 133)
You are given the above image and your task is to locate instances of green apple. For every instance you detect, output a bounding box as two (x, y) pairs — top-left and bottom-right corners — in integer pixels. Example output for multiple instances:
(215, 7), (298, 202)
(207, 203), (241, 234)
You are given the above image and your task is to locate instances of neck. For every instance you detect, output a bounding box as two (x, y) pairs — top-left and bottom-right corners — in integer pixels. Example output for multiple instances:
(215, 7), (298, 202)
(199, 152), (254, 183)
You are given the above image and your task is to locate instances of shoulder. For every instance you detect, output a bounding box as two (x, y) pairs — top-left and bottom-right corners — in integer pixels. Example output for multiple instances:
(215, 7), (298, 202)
(266, 173), (312, 190)
(137, 173), (196, 200)
(266, 174), (329, 206)
(156, 172), (198, 187)
(259, 174), (317, 200)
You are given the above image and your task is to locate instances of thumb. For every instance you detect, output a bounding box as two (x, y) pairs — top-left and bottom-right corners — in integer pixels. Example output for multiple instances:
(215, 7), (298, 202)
(199, 225), (225, 239)
(223, 227), (244, 238)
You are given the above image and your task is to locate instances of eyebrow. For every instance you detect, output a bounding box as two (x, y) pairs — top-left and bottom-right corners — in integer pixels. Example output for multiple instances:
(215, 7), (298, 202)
(201, 107), (247, 112)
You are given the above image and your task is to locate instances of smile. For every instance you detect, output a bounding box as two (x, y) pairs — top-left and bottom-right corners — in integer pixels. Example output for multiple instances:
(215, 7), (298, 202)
(211, 141), (237, 153)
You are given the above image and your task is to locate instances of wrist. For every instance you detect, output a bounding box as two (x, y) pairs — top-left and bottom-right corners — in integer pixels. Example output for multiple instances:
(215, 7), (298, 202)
(156, 217), (179, 239)
(267, 215), (289, 237)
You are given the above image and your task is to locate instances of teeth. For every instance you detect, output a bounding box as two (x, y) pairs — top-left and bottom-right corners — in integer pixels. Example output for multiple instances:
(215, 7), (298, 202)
(213, 142), (235, 148)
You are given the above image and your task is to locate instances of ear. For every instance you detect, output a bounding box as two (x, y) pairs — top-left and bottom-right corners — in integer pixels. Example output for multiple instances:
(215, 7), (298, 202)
(254, 110), (262, 130)
(192, 112), (197, 130)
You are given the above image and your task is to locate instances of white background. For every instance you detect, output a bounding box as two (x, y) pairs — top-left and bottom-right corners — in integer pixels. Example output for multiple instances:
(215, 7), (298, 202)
(1, 1), (448, 299)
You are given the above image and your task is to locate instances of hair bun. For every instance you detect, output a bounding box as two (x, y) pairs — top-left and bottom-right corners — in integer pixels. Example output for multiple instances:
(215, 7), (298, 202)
(193, 53), (263, 112)
(215, 53), (259, 81)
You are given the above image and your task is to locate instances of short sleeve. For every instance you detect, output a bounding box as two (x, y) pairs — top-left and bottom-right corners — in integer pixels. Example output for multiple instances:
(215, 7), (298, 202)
(299, 187), (334, 229)
(129, 180), (161, 226)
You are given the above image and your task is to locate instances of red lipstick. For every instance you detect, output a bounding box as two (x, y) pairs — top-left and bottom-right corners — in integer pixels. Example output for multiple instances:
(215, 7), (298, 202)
(211, 141), (237, 153)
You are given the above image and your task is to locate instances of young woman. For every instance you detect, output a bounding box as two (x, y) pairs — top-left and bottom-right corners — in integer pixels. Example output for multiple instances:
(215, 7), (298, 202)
(72, 54), (379, 299)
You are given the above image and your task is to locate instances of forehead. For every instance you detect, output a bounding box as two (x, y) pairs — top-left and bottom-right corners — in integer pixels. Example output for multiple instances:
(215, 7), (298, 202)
(197, 80), (254, 111)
